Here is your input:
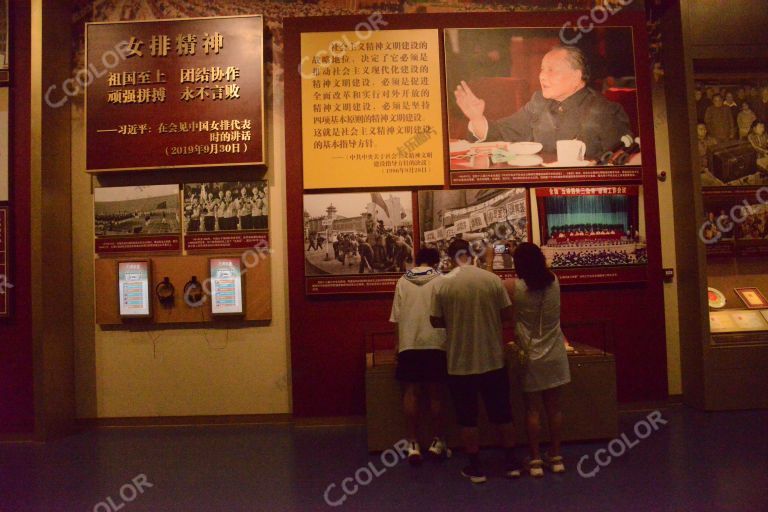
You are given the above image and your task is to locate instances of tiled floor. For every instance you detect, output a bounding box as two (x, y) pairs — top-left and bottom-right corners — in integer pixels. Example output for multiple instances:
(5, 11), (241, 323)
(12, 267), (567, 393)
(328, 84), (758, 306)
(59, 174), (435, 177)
(0, 406), (766, 511)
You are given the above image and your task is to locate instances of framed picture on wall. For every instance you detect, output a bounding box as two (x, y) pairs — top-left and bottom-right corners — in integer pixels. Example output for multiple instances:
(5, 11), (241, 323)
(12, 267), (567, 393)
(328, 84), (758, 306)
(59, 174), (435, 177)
(693, 78), (768, 188)
(0, 0), (8, 84)
(735, 287), (768, 309)
(94, 184), (182, 254)
(182, 181), (269, 252)
(445, 26), (643, 186)
(418, 188), (529, 273)
(303, 190), (415, 295)
(534, 185), (648, 274)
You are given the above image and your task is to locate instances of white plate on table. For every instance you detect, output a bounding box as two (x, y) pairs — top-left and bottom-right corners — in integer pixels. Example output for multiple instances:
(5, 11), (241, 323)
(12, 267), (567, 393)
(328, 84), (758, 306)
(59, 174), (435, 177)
(508, 142), (543, 155)
(507, 155), (544, 167)
(542, 160), (596, 167)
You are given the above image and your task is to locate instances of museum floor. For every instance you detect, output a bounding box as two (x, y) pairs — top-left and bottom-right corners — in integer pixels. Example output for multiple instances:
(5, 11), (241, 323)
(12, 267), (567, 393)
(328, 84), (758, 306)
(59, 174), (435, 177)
(0, 405), (766, 511)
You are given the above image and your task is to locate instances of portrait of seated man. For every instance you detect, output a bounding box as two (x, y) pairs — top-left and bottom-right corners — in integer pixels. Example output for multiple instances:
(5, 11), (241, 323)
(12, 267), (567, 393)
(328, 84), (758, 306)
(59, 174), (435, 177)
(454, 45), (633, 162)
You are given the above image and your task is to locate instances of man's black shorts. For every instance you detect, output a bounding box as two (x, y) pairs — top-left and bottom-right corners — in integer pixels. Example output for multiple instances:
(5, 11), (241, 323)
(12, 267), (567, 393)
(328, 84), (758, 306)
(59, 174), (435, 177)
(396, 349), (448, 383)
(448, 366), (513, 427)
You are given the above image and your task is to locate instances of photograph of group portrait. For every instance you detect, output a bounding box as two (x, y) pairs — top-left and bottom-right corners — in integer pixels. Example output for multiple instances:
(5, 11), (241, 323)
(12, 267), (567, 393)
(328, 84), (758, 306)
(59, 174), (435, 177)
(303, 191), (415, 277)
(445, 26), (641, 172)
(694, 80), (768, 187)
(182, 181), (269, 234)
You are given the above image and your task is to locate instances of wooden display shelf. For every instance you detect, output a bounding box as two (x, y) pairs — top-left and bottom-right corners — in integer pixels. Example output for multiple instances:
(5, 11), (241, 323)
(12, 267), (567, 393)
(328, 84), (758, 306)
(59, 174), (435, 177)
(365, 343), (618, 452)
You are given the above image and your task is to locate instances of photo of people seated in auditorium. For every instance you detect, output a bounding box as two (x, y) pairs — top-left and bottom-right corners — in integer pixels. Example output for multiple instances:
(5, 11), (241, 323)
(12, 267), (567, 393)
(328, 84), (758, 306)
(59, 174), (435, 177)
(304, 191), (414, 276)
(536, 186), (647, 268)
(445, 26), (641, 171)
(94, 184), (180, 238)
(418, 188), (529, 271)
(694, 80), (768, 187)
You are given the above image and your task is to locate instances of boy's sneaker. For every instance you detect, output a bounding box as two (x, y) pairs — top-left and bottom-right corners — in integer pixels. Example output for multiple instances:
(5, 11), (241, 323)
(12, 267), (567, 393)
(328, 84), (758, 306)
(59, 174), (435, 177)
(407, 441), (422, 466)
(527, 458), (545, 478)
(427, 437), (452, 459)
(461, 465), (487, 484)
(546, 454), (565, 473)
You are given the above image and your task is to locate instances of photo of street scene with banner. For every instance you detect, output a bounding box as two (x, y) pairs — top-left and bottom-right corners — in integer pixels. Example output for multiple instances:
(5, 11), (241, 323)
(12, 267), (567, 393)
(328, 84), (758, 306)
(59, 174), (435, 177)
(535, 186), (646, 269)
(182, 181), (269, 251)
(94, 184), (181, 253)
(445, 26), (642, 186)
(418, 188), (528, 271)
(304, 191), (415, 295)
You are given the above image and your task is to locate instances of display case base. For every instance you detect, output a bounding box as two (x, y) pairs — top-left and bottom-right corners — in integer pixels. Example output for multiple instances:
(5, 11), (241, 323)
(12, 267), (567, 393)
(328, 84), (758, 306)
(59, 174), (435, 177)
(365, 344), (618, 452)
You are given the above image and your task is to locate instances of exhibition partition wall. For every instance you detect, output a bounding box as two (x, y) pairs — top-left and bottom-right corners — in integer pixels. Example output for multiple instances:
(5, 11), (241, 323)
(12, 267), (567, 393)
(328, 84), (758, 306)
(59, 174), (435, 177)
(284, 11), (667, 417)
(0, 0), (33, 437)
(664, 0), (768, 410)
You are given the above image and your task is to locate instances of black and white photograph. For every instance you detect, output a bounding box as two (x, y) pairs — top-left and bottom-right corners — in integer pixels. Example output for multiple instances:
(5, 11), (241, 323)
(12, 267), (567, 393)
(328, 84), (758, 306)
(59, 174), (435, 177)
(446, 26), (641, 172)
(182, 181), (269, 234)
(94, 184), (181, 237)
(418, 188), (529, 270)
(304, 191), (414, 276)
(536, 186), (647, 269)
(694, 80), (768, 187)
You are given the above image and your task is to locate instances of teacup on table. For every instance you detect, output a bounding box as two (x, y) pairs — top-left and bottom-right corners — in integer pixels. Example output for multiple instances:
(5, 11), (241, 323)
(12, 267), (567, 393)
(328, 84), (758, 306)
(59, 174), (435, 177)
(556, 139), (586, 165)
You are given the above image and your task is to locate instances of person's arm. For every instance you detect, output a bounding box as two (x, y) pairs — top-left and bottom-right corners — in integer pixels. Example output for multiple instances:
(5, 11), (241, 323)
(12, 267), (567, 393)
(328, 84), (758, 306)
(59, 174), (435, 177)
(429, 284), (445, 329)
(430, 315), (446, 328)
(485, 248), (495, 272)
(597, 97), (632, 156)
(500, 278), (515, 325)
(500, 304), (514, 323)
(484, 96), (535, 143)
(389, 282), (401, 351)
(454, 80), (489, 140)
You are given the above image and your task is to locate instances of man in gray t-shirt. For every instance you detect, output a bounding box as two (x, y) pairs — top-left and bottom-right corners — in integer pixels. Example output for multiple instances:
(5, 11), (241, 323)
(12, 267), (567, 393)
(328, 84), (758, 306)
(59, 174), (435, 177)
(430, 238), (519, 483)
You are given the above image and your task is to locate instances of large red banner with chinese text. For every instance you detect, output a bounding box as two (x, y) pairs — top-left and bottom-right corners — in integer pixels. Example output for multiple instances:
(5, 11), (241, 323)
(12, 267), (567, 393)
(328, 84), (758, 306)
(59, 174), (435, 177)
(85, 16), (264, 172)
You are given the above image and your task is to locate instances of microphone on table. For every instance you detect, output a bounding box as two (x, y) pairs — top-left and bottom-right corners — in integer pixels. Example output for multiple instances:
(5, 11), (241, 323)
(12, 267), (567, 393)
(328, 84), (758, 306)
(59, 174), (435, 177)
(599, 135), (640, 165)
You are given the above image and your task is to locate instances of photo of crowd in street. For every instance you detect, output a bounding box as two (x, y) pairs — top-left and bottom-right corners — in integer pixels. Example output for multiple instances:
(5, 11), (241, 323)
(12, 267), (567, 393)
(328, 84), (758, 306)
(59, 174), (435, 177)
(94, 185), (181, 237)
(445, 27), (641, 172)
(695, 80), (768, 187)
(304, 191), (414, 276)
(536, 186), (647, 268)
(182, 181), (268, 234)
(418, 188), (529, 271)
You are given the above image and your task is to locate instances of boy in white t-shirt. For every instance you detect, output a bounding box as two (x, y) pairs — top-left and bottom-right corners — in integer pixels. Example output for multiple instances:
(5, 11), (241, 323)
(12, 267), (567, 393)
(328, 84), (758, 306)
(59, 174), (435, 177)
(390, 248), (450, 465)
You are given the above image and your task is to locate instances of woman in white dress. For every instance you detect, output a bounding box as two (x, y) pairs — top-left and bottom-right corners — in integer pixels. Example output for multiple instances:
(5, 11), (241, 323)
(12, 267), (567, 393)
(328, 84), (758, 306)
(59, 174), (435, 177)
(504, 242), (570, 477)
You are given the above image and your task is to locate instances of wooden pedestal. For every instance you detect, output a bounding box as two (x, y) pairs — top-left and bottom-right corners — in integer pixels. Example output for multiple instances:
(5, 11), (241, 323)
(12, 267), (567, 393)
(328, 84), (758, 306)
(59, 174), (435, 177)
(365, 343), (618, 452)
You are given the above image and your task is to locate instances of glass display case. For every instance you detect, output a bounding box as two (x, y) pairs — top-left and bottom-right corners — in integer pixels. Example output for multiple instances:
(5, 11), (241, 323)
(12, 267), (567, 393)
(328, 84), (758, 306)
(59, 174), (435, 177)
(694, 74), (768, 345)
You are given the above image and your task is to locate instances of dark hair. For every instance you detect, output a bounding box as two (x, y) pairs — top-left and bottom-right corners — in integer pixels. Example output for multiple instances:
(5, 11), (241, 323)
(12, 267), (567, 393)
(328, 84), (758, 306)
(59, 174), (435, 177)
(552, 45), (590, 84)
(751, 119), (766, 132)
(447, 238), (470, 260)
(513, 242), (555, 291)
(415, 247), (440, 268)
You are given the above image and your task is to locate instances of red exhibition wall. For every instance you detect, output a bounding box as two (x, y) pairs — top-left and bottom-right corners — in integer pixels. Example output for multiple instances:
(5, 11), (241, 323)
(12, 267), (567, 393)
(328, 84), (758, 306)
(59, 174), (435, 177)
(0, 1), (34, 435)
(285, 12), (666, 417)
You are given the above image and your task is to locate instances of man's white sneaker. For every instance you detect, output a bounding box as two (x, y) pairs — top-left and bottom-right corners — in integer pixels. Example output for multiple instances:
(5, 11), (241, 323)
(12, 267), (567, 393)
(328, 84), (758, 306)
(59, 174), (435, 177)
(427, 437), (452, 459)
(407, 441), (422, 466)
